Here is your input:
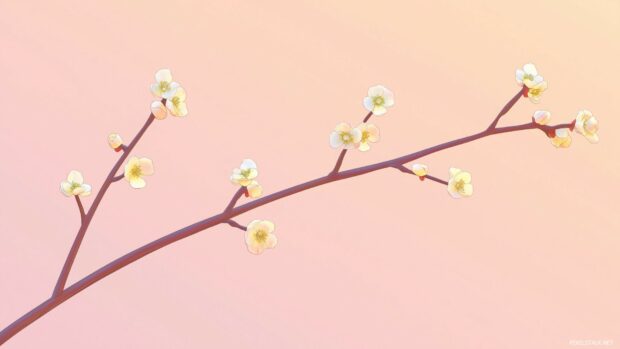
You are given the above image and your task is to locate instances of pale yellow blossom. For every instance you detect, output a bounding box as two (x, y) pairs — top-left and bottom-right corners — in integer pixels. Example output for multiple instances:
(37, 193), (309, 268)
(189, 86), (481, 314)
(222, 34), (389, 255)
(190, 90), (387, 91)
(151, 100), (168, 120)
(166, 87), (188, 117)
(527, 81), (547, 103)
(363, 85), (394, 116)
(231, 159), (258, 186)
(124, 157), (154, 189)
(150, 69), (179, 99)
(330, 122), (362, 149)
(356, 123), (380, 151)
(551, 128), (572, 148)
(447, 167), (473, 199)
(574, 110), (599, 144)
(60, 170), (92, 197)
(245, 220), (277, 255)
(516, 63), (544, 88)
(411, 163), (428, 177)
(108, 133), (123, 150)
(532, 110), (551, 125)
(247, 181), (263, 198)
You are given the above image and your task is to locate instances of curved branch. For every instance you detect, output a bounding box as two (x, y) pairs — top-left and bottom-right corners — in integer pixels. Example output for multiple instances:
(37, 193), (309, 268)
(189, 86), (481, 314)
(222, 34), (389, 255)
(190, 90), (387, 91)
(0, 90), (577, 345)
(225, 219), (247, 231)
(74, 196), (86, 224)
(112, 174), (124, 182)
(223, 187), (247, 213)
(51, 110), (157, 297)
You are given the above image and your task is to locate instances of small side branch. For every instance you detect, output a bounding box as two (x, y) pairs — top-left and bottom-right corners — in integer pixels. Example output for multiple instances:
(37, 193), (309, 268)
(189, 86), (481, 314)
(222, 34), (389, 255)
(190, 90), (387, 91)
(225, 220), (247, 231)
(393, 165), (447, 185)
(362, 111), (373, 123)
(112, 174), (124, 182)
(74, 196), (86, 224)
(329, 149), (348, 175)
(393, 164), (413, 174)
(224, 187), (247, 213)
(487, 86), (526, 130)
(425, 175), (448, 186)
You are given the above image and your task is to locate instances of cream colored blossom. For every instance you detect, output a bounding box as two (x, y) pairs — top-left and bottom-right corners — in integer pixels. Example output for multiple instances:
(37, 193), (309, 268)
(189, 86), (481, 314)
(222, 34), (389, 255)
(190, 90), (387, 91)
(356, 123), (380, 151)
(533, 110), (551, 125)
(516, 63), (544, 88)
(124, 157), (154, 189)
(166, 87), (188, 117)
(527, 81), (547, 103)
(231, 159), (258, 186)
(411, 163), (428, 177)
(447, 167), (473, 199)
(247, 181), (263, 198)
(108, 133), (123, 150)
(151, 100), (168, 120)
(551, 128), (572, 148)
(245, 220), (277, 255)
(363, 85), (394, 116)
(60, 170), (92, 197)
(574, 110), (599, 144)
(330, 122), (362, 149)
(150, 69), (179, 99)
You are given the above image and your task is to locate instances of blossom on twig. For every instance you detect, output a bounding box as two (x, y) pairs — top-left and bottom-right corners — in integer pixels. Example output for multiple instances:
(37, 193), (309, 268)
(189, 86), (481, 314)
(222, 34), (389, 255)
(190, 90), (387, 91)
(124, 157), (154, 189)
(356, 123), (380, 151)
(411, 163), (428, 177)
(330, 122), (362, 149)
(151, 101), (168, 120)
(60, 171), (92, 197)
(230, 159), (258, 186)
(516, 63), (544, 88)
(447, 167), (473, 198)
(574, 110), (599, 144)
(245, 220), (277, 255)
(551, 128), (572, 148)
(247, 181), (263, 198)
(108, 133), (123, 151)
(532, 110), (551, 125)
(150, 69), (179, 99)
(363, 85), (394, 116)
(166, 87), (188, 117)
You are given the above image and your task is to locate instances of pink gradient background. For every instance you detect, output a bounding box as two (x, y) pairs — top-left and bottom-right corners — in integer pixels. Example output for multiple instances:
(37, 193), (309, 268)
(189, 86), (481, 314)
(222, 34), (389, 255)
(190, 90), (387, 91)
(1, 1), (619, 348)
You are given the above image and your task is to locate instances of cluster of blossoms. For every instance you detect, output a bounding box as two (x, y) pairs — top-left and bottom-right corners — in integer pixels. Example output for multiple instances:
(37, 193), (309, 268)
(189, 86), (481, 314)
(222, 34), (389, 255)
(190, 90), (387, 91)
(329, 85), (392, 152)
(150, 69), (188, 119)
(520, 64), (599, 148)
(411, 164), (474, 199)
(229, 159), (277, 254)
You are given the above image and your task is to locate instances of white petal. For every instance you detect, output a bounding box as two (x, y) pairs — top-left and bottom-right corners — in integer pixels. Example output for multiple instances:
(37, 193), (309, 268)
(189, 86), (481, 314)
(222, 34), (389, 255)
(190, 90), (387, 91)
(373, 106), (387, 116)
(368, 85), (385, 97)
(67, 170), (83, 184)
(351, 128), (363, 143)
(240, 159), (257, 170)
(515, 69), (525, 83)
(266, 234), (278, 249)
(79, 184), (92, 196)
(523, 63), (538, 76)
(60, 181), (72, 196)
(358, 142), (370, 152)
(330, 132), (343, 148)
(130, 177), (146, 189)
(334, 122), (352, 133)
(363, 97), (374, 111)
(462, 184), (473, 197)
(139, 158), (154, 175)
(383, 89), (395, 106)
(150, 83), (163, 98)
(162, 82), (181, 100)
(155, 69), (172, 83)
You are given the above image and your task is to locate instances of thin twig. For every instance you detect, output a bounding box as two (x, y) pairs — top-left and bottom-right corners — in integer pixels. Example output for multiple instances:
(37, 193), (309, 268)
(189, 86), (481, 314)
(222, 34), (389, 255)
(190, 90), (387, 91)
(425, 175), (448, 185)
(362, 111), (373, 123)
(112, 174), (124, 182)
(487, 86), (527, 130)
(51, 109), (158, 297)
(392, 164), (448, 185)
(0, 90), (578, 344)
(224, 187), (247, 213)
(225, 220), (247, 231)
(74, 196), (85, 224)
(329, 149), (348, 175)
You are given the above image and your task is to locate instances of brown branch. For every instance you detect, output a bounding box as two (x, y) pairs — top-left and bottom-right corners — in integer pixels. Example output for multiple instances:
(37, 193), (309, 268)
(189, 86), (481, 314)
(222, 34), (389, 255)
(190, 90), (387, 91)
(487, 86), (527, 130)
(74, 196), (85, 224)
(426, 175), (448, 186)
(112, 174), (124, 182)
(392, 164), (448, 185)
(224, 187), (247, 213)
(0, 90), (578, 345)
(51, 107), (159, 297)
(225, 219), (247, 231)
(362, 111), (373, 123)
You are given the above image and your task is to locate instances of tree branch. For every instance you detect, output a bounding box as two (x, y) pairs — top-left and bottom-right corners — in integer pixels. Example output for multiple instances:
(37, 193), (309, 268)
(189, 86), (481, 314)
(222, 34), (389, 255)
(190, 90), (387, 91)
(51, 107), (159, 297)
(112, 174), (124, 182)
(74, 196), (85, 224)
(223, 187), (247, 213)
(426, 175), (448, 186)
(225, 219), (247, 231)
(487, 86), (527, 130)
(0, 90), (578, 345)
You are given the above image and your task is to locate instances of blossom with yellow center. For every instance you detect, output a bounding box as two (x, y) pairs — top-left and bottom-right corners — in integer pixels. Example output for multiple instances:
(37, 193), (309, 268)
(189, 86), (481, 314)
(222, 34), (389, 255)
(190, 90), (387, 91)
(411, 163), (428, 177)
(526, 81), (547, 103)
(124, 157), (154, 189)
(532, 110), (551, 125)
(363, 85), (394, 116)
(574, 110), (599, 144)
(247, 181), (263, 198)
(551, 128), (572, 148)
(356, 123), (380, 151)
(166, 87), (188, 117)
(60, 170), (92, 197)
(230, 159), (258, 186)
(151, 100), (168, 120)
(150, 69), (179, 99)
(330, 122), (362, 149)
(245, 220), (277, 255)
(108, 133), (123, 151)
(447, 167), (473, 199)
(516, 63), (544, 88)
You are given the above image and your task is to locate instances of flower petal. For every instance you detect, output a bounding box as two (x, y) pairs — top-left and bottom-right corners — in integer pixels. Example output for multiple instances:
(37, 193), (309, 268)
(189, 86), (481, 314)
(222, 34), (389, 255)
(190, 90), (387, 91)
(129, 177), (147, 189)
(155, 69), (172, 83)
(330, 132), (343, 148)
(139, 158), (154, 176)
(67, 170), (83, 184)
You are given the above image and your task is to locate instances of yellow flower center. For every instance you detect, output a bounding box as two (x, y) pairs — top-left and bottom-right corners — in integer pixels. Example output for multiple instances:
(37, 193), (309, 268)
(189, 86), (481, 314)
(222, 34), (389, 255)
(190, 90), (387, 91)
(160, 81), (170, 92)
(129, 165), (142, 178)
(241, 169), (252, 178)
(171, 96), (180, 107)
(454, 179), (465, 192)
(341, 132), (353, 144)
(254, 230), (268, 243)
(529, 88), (542, 97)
(373, 96), (385, 106)
(523, 73), (534, 82)
(361, 130), (370, 143)
(70, 182), (81, 191)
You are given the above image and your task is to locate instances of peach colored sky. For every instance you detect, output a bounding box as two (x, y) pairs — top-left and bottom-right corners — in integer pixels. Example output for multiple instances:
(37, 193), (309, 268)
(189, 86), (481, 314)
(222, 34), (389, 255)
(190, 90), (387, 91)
(1, 1), (619, 348)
